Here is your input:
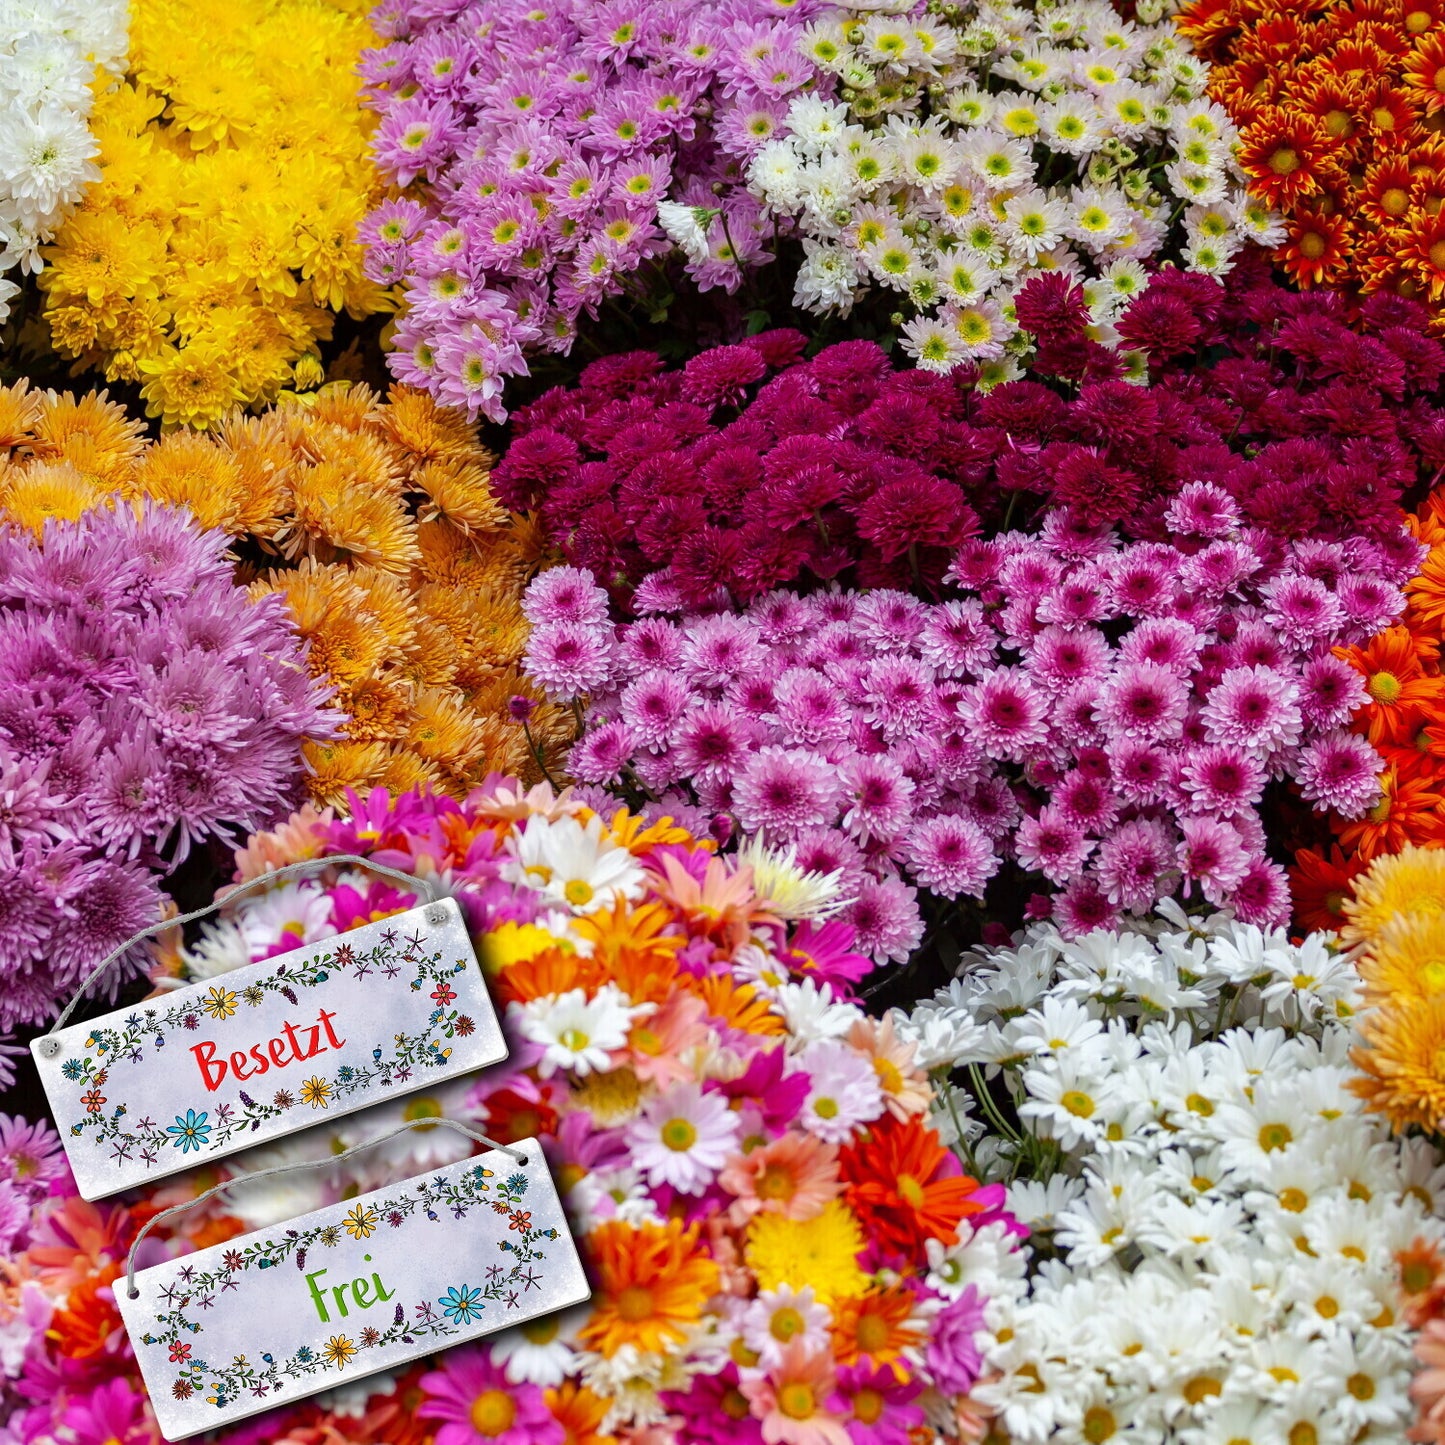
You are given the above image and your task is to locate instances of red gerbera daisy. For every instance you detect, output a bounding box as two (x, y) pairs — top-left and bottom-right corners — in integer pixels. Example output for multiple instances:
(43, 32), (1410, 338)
(838, 1115), (985, 1260)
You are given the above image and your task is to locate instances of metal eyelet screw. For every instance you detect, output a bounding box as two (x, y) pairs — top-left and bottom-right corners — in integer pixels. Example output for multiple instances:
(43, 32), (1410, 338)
(424, 903), (450, 927)
(36, 1037), (62, 1060)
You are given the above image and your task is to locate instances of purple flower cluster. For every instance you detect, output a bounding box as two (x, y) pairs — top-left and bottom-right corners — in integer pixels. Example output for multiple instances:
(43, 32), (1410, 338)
(360, 0), (819, 421)
(522, 516), (1412, 952)
(493, 332), (989, 611)
(0, 505), (338, 1032)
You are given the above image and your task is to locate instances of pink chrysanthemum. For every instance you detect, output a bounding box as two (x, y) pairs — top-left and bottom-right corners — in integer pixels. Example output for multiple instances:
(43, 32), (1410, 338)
(1200, 665), (1303, 756)
(732, 746), (840, 837)
(902, 815), (998, 899)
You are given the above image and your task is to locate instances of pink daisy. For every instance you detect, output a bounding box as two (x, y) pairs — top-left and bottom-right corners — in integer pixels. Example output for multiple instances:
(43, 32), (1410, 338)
(902, 815), (998, 899)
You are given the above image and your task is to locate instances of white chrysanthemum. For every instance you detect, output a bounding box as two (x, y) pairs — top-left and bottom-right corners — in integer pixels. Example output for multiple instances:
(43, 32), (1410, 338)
(734, 834), (851, 920)
(903, 901), (1442, 1442)
(0, 0), (126, 313)
(739, 0), (1270, 363)
(656, 200), (713, 264)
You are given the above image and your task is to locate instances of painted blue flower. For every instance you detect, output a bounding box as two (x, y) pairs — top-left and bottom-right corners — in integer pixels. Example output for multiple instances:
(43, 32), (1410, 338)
(61, 1059), (84, 1080)
(167, 1110), (212, 1153)
(438, 1283), (486, 1325)
(504, 1173), (528, 1195)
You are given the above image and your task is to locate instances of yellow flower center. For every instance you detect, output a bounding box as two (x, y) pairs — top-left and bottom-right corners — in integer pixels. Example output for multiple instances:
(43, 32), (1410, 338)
(469, 1390), (517, 1437)
(558, 1027), (591, 1052)
(856, 1311), (891, 1354)
(756, 1163), (796, 1201)
(898, 1174), (926, 1209)
(1185, 1093), (1214, 1116)
(1347, 1373), (1375, 1401)
(1278, 1187), (1308, 1212)
(723, 1388), (752, 1420)
(661, 1117), (698, 1152)
(616, 1285), (654, 1322)
(564, 879), (595, 906)
(814, 1097), (839, 1120)
(1061, 1090), (1095, 1118)
(1299, 232), (1327, 260)
(1290, 1426), (1318, 1445)
(1183, 1375), (1223, 1405)
(1269, 148), (1300, 175)
(779, 1383), (816, 1420)
(771, 1306), (805, 1341)
(1369, 670), (1403, 704)
(1258, 1122), (1293, 1152)
(1083, 1406), (1117, 1442)
(853, 1388), (885, 1425)
(522, 1315), (559, 1344)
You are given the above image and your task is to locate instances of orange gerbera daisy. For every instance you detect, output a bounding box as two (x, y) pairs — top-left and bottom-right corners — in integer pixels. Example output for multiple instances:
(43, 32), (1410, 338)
(578, 1218), (720, 1358)
(1337, 766), (1445, 861)
(1336, 627), (1445, 748)
(688, 975), (787, 1036)
(1290, 846), (1368, 934)
(1237, 108), (1340, 208)
(545, 1381), (616, 1445)
(830, 1284), (925, 1373)
(838, 1115), (985, 1260)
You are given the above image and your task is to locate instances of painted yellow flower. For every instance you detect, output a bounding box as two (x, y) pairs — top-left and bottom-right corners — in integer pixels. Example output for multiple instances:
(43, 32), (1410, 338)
(299, 1075), (333, 1110)
(322, 1334), (357, 1368)
(200, 986), (239, 1021)
(342, 1204), (378, 1241)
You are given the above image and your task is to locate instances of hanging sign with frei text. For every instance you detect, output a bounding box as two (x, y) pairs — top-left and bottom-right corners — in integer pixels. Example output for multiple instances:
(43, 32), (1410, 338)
(116, 1138), (589, 1441)
(31, 898), (507, 1201)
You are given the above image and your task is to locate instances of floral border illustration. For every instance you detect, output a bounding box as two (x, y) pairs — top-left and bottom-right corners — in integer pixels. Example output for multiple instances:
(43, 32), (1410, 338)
(60, 925), (480, 1171)
(138, 1164), (556, 1410)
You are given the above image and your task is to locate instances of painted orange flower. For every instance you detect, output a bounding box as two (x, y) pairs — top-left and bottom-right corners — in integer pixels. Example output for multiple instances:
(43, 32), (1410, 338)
(578, 1218), (720, 1358)
(1279, 208), (1352, 288)
(1237, 108), (1340, 208)
(838, 1115), (986, 1260)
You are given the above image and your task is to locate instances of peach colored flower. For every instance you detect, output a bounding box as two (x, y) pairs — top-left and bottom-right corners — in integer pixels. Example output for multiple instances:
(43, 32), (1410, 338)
(740, 1341), (850, 1445)
(721, 1133), (842, 1224)
(628, 990), (710, 1087)
(847, 1015), (931, 1120)
(1412, 1318), (1445, 1442)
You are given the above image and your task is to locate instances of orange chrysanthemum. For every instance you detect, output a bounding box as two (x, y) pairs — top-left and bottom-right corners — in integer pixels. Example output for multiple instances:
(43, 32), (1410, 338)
(0, 380), (569, 801)
(1237, 108), (1340, 208)
(1279, 207), (1352, 287)
(1181, 0), (1445, 325)
(578, 1218), (721, 1358)
(830, 1284), (925, 1373)
(838, 1115), (986, 1260)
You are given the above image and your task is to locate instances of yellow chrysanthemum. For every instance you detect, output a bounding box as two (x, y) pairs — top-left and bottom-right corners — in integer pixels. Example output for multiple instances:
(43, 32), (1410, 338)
(1342, 845), (1445, 950)
(1358, 912), (1445, 1007)
(744, 1200), (869, 1304)
(40, 0), (393, 425)
(1351, 996), (1445, 1131)
(0, 462), (107, 536)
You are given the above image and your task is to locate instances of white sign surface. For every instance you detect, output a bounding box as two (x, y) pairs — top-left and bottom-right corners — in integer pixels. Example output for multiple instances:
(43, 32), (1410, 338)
(116, 1140), (589, 1440)
(33, 900), (507, 1200)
